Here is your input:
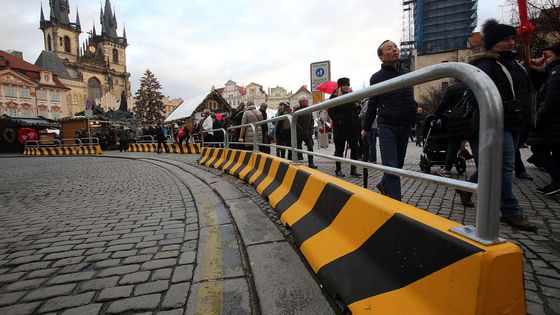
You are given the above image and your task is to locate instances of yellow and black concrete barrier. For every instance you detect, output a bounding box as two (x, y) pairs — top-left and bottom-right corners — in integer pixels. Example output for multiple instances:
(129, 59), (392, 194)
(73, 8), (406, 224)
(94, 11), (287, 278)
(23, 146), (102, 156)
(199, 147), (525, 315)
(128, 143), (200, 154)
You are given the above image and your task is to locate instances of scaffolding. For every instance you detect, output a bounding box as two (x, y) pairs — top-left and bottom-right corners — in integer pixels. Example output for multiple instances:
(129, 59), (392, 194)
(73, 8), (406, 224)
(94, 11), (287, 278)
(401, 0), (416, 59)
(402, 0), (478, 57)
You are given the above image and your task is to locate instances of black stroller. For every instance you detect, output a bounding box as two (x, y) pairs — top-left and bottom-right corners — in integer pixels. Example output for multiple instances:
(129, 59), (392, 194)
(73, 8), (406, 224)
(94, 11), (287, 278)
(419, 114), (467, 175)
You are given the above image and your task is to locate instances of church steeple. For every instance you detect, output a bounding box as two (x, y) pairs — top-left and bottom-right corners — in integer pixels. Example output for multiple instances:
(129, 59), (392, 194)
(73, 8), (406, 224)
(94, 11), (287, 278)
(40, 3), (45, 23)
(75, 6), (81, 31)
(49, 0), (71, 25)
(101, 0), (118, 38)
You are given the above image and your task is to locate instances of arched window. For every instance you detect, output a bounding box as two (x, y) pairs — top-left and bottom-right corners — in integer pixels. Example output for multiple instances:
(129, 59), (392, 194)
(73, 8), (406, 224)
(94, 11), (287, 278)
(87, 77), (102, 102)
(112, 49), (118, 63)
(64, 36), (71, 53)
(47, 34), (52, 51)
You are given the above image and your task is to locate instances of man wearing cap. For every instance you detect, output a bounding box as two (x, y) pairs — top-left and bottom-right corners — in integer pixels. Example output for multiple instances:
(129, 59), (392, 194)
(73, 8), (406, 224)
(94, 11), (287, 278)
(460, 19), (538, 231)
(361, 40), (417, 200)
(527, 42), (560, 197)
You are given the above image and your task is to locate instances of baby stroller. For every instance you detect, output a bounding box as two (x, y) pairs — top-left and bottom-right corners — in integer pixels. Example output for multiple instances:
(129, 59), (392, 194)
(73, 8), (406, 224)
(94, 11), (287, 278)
(419, 114), (467, 175)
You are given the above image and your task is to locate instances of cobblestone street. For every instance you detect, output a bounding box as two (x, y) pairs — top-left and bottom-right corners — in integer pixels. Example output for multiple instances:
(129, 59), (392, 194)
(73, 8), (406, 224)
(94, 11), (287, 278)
(0, 143), (559, 314)
(0, 157), (202, 314)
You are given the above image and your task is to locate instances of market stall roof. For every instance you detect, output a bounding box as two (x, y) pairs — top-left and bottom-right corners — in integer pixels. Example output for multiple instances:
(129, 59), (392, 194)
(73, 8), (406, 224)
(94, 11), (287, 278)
(0, 114), (58, 128)
(164, 94), (206, 123)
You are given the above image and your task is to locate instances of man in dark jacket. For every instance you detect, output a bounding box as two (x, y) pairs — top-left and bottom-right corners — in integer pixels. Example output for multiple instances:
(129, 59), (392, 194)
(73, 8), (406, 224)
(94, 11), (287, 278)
(329, 77), (361, 177)
(296, 96), (317, 168)
(462, 19), (537, 231)
(259, 103), (270, 153)
(361, 40), (417, 200)
(155, 123), (166, 154)
(527, 42), (560, 196)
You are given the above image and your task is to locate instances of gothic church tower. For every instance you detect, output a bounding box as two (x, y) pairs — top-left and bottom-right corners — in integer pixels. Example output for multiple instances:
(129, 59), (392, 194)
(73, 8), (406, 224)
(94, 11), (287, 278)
(37, 0), (130, 115)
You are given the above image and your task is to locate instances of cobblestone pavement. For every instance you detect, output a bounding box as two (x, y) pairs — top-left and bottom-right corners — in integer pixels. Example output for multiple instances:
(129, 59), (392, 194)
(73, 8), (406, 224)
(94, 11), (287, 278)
(0, 157), (202, 315)
(2, 141), (560, 314)
(166, 141), (560, 315)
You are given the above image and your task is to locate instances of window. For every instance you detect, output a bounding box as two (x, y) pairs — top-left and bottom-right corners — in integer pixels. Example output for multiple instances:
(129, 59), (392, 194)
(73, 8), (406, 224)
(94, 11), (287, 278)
(51, 91), (60, 102)
(52, 111), (61, 120)
(87, 77), (102, 101)
(5, 86), (15, 97)
(8, 108), (17, 116)
(37, 90), (47, 100)
(21, 108), (31, 117)
(112, 49), (119, 63)
(47, 34), (52, 51)
(38, 108), (48, 117)
(64, 36), (71, 53)
(20, 88), (30, 98)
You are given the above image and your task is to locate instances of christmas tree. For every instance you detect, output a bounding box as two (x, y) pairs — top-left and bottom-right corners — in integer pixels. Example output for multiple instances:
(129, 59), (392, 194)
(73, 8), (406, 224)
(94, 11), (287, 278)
(134, 69), (165, 124)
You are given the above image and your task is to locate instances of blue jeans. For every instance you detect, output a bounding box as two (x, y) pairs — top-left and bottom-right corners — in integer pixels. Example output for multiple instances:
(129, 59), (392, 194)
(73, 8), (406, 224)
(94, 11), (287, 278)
(378, 124), (410, 201)
(368, 128), (377, 162)
(469, 130), (520, 218)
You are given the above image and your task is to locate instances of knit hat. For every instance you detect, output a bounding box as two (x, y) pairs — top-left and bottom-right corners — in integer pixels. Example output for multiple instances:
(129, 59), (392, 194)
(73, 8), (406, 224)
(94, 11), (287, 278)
(337, 77), (350, 87)
(482, 19), (516, 51)
(544, 42), (560, 56)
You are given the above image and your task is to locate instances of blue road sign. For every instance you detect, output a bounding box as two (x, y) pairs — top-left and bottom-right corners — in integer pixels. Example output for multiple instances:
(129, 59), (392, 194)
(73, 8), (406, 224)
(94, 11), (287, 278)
(316, 68), (325, 77)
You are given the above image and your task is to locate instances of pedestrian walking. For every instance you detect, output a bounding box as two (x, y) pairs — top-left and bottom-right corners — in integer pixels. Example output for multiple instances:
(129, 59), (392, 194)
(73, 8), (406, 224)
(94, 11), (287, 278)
(361, 40), (417, 200)
(239, 102), (263, 150)
(527, 42), (560, 196)
(295, 96), (317, 168)
(155, 123), (166, 154)
(259, 103), (270, 153)
(118, 126), (128, 152)
(201, 109), (214, 146)
(329, 77), (361, 178)
(460, 19), (538, 231)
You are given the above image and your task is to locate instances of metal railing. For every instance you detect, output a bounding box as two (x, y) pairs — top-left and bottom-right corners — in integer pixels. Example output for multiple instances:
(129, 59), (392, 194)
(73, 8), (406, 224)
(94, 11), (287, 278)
(136, 135), (155, 143)
(201, 62), (503, 245)
(25, 137), (100, 148)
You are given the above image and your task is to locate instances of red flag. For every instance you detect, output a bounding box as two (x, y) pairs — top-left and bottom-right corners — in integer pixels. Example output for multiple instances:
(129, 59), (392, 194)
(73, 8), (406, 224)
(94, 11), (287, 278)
(517, 0), (535, 45)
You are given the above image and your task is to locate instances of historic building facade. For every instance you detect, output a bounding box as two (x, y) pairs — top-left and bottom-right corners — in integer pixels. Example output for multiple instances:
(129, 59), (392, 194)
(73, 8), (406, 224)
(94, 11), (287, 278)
(0, 50), (69, 119)
(36, 0), (131, 117)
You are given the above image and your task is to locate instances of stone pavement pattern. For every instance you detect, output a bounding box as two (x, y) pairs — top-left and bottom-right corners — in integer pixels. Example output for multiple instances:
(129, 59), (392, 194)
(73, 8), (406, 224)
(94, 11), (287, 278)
(0, 157), (200, 315)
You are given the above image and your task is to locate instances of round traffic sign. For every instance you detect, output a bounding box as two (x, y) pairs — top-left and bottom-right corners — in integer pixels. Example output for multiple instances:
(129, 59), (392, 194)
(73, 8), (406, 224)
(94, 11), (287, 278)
(315, 68), (325, 77)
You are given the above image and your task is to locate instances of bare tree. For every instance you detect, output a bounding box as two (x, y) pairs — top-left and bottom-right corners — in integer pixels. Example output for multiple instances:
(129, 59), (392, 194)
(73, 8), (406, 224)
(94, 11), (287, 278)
(420, 86), (444, 115)
(503, 0), (560, 55)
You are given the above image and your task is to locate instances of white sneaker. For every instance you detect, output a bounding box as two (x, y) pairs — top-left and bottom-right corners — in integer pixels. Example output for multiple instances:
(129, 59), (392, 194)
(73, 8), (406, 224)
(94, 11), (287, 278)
(436, 168), (451, 178)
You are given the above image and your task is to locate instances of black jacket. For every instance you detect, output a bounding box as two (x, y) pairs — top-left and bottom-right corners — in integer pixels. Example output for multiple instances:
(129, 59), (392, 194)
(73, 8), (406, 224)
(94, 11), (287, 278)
(363, 62), (417, 129)
(469, 51), (534, 132)
(328, 91), (360, 142)
(528, 59), (560, 146)
(295, 107), (314, 140)
(435, 82), (472, 139)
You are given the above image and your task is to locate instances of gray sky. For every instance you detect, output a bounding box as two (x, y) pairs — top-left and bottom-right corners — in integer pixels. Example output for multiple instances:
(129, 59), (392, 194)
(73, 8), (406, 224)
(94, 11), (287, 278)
(1, 0), (505, 100)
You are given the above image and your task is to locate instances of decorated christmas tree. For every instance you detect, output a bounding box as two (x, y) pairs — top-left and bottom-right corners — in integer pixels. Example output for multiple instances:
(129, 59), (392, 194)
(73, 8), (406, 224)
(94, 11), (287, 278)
(133, 69), (165, 124)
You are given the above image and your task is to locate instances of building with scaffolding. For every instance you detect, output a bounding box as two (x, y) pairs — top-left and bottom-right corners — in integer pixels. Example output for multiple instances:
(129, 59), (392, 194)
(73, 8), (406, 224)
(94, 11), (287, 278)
(401, 0), (477, 57)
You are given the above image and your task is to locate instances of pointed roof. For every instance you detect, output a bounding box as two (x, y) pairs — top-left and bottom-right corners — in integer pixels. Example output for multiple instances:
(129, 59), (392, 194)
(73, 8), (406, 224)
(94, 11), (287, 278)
(34, 50), (72, 80)
(101, 0), (118, 38)
(75, 7), (81, 29)
(40, 3), (45, 22)
(295, 85), (311, 95)
(49, 0), (71, 25)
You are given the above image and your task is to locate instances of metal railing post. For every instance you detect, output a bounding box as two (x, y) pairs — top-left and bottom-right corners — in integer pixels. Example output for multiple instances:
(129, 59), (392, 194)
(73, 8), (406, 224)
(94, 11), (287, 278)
(290, 115), (298, 163)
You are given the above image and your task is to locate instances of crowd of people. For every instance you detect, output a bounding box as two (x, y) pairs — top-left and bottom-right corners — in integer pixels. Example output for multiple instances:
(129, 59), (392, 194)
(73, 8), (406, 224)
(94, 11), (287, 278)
(140, 18), (559, 233)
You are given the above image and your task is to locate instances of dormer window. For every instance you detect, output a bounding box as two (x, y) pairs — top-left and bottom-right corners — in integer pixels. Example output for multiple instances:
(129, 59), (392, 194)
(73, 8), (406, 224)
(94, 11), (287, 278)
(43, 73), (50, 82)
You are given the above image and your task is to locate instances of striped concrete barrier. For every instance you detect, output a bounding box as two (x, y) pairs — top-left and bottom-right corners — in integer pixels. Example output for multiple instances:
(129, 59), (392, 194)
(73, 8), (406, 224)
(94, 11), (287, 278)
(199, 147), (525, 315)
(23, 146), (102, 156)
(128, 143), (200, 154)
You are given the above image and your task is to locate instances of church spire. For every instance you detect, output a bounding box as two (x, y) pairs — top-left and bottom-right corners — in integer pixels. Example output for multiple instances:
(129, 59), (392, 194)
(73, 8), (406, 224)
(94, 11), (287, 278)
(75, 6), (81, 31)
(40, 2), (45, 22)
(101, 0), (117, 38)
(49, 0), (71, 25)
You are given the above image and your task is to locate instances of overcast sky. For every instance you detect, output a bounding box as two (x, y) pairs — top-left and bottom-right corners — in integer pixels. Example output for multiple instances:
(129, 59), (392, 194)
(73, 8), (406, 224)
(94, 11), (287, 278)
(1, 0), (506, 100)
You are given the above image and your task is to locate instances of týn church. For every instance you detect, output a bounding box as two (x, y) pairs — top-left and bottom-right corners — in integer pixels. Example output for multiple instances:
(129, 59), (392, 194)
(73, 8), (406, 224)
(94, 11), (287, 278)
(35, 0), (132, 116)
